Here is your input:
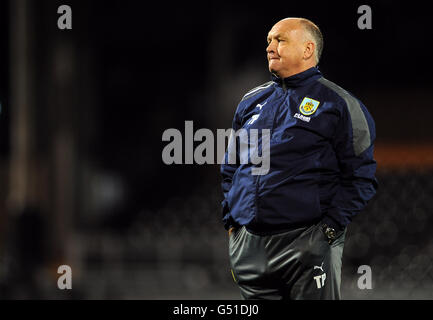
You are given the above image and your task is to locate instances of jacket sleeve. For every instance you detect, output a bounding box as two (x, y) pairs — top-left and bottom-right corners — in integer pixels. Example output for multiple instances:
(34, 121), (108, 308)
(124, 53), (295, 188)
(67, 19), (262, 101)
(322, 99), (378, 231)
(220, 107), (242, 230)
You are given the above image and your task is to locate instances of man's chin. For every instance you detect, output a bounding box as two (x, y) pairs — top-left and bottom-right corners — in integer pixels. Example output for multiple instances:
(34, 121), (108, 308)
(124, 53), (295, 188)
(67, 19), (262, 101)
(269, 59), (281, 71)
(269, 68), (281, 78)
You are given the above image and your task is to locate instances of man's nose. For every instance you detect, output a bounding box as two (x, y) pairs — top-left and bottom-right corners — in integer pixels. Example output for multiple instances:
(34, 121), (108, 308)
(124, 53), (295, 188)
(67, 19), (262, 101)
(266, 40), (276, 54)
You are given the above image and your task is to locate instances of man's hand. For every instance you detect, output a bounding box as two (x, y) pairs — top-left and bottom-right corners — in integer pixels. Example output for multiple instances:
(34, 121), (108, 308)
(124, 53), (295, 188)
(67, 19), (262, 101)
(228, 227), (236, 236)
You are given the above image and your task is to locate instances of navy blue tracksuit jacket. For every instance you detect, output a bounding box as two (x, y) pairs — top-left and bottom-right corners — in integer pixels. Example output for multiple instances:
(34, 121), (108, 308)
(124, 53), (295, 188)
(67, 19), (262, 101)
(221, 67), (377, 233)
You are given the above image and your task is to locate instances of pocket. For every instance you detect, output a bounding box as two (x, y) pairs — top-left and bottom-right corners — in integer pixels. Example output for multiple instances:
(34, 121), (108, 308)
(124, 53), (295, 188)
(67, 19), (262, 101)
(228, 227), (243, 279)
(296, 223), (331, 267)
(330, 228), (347, 247)
(229, 226), (241, 245)
(228, 226), (243, 255)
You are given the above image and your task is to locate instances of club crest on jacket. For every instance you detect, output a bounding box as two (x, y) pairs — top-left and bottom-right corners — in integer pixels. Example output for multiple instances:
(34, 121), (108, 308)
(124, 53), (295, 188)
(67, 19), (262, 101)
(299, 97), (320, 116)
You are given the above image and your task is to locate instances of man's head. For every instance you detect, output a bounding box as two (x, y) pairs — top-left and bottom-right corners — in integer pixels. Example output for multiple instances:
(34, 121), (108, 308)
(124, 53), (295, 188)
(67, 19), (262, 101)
(266, 18), (323, 78)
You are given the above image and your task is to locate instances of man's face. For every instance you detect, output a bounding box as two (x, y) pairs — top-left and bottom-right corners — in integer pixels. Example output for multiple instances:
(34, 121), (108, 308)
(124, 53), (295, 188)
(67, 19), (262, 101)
(266, 20), (307, 78)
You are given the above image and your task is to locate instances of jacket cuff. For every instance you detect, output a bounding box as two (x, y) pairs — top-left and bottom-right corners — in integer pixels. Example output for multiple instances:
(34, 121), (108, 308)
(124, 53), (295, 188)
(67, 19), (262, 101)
(223, 215), (234, 231)
(221, 199), (233, 230)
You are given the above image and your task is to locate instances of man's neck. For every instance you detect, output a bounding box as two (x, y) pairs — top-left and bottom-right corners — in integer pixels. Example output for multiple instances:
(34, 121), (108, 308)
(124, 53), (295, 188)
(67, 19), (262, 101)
(277, 63), (317, 79)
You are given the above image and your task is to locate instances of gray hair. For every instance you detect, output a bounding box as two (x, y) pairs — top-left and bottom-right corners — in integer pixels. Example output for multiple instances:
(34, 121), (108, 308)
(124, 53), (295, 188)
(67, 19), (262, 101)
(298, 18), (324, 65)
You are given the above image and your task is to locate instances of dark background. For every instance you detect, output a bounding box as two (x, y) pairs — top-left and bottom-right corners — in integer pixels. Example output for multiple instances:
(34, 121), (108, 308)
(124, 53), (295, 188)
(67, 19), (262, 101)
(0, 0), (433, 299)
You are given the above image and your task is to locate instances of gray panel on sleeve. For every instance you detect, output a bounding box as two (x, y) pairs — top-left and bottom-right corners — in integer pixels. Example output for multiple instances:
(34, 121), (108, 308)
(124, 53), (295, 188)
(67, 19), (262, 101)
(318, 77), (371, 156)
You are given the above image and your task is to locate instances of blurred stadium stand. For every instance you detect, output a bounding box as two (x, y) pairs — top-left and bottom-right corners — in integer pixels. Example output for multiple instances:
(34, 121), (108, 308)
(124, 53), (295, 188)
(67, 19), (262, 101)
(3, 164), (433, 299)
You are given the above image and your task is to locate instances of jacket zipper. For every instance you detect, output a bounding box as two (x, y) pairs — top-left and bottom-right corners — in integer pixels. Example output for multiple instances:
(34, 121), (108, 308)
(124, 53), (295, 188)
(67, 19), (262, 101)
(253, 85), (289, 225)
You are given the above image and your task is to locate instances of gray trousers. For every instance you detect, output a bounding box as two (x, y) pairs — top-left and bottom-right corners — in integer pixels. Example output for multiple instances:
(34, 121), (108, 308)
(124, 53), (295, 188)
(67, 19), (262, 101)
(228, 223), (346, 300)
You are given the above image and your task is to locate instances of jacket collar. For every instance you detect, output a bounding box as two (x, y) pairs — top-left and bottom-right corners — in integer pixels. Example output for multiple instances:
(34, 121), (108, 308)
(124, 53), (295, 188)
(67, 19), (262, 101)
(271, 66), (322, 89)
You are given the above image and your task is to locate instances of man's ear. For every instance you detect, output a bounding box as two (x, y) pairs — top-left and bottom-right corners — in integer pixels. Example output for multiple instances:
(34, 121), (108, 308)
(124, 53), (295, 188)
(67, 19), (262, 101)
(303, 41), (315, 60)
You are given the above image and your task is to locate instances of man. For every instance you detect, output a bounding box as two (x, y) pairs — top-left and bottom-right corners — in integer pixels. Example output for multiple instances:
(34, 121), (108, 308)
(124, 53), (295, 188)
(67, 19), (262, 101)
(220, 17), (377, 299)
